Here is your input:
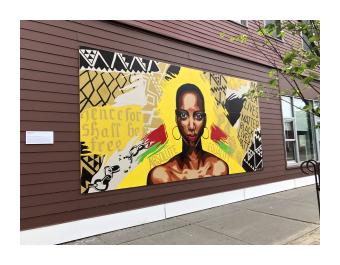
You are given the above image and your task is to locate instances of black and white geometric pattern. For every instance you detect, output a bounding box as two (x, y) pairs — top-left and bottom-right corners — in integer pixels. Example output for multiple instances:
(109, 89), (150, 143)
(209, 73), (228, 91)
(165, 65), (181, 81)
(79, 46), (160, 73)
(80, 141), (103, 194)
(242, 128), (263, 171)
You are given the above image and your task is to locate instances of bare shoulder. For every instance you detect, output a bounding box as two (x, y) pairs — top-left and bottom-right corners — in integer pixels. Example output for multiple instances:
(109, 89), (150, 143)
(147, 164), (171, 185)
(213, 159), (229, 175)
(203, 152), (229, 175)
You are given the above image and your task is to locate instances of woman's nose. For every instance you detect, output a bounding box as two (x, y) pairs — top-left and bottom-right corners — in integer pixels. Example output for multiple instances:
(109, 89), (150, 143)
(188, 117), (195, 130)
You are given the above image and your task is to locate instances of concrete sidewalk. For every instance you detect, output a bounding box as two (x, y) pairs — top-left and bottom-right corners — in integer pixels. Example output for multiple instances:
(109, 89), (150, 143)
(63, 185), (320, 245)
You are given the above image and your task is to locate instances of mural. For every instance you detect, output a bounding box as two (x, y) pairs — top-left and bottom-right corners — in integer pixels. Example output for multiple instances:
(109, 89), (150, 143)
(79, 46), (263, 194)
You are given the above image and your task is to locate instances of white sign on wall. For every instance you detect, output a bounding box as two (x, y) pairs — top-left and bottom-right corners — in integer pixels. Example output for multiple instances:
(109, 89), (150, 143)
(25, 131), (54, 144)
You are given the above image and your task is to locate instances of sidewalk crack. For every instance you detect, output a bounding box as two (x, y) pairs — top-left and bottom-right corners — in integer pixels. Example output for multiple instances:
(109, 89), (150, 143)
(193, 223), (252, 245)
(114, 223), (192, 245)
(245, 208), (320, 225)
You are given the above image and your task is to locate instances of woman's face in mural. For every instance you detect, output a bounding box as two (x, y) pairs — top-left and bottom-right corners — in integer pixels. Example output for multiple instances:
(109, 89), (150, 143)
(176, 91), (206, 147)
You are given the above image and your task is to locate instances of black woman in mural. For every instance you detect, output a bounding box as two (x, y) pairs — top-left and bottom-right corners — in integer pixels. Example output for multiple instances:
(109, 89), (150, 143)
(147, 83), (229, 184)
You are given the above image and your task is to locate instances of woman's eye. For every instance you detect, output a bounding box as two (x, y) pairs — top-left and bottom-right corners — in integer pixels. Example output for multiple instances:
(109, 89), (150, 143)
(194, 113), (204, 121)
(180, 112), (188, 119)
(176, 110), (188, 120)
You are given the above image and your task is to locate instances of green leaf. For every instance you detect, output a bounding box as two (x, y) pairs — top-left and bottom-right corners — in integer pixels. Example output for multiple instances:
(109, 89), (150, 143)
(314, 106), (320, 116)
(305, 57), (319, 69)
(239, 34), (248, 43)
(302, 76), (314, 85)
(293, 65), (306, 75)
(288, 63), (306, 76)
(229, 36), (236, 42)
(303, 104), (313, 112)
(229, 34), (248, 43)
(283, 51), (297, 64)
(283, 65), (293, 74)
(264, 39), (271, 46)
(277, 30), (285, 39)
(292, 90), (301, 97)
(268, 69), (277, 78)
(264, 23), (276, 35)
(285, 22), (296, 31)
(309, 35), (317, 43)
(269, 78), (278, 88)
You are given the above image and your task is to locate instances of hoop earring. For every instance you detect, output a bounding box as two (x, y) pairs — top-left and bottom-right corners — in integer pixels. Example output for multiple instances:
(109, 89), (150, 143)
(172, 126), (182, 140)
(202, 127), (209, 139)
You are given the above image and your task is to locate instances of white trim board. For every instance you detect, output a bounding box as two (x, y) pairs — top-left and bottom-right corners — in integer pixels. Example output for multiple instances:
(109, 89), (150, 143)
(21, 175), (315, 245)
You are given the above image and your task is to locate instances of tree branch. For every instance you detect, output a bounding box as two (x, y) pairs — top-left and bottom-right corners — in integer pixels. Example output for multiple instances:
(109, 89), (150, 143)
(286, 20), (315, 52)
(254, 21), (320, 116)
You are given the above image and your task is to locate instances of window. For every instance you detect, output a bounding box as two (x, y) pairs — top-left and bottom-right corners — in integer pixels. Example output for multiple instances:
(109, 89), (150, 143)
(302, 32), (310, 51)
(301, 20), (311, 51)
(300, 20), (318, 51)
(314, 100), (320, 159)
(281, 96), (319, 165)
(231, 20), (247, 26)
(264, 20), (282, 40)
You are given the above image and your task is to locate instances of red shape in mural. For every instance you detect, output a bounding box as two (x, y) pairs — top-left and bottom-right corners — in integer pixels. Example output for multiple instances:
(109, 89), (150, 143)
(143, 124), (168, 147)
(210, 123), (229, 142)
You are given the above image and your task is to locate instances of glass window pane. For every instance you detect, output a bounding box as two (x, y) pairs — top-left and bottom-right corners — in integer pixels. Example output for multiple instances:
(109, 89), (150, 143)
(301, 20), (317, 52)
(314, 101), (320, 127)
(285, 141), (297, 162)
(281, 97), (293, 118)
(264, 20), (282, 39)
(293, 98), (317, 161)
(232, 20), (247, 26)
(284, 121), (295, 139)
(314, 101), (320, 160)
(302, 33), (310, 51)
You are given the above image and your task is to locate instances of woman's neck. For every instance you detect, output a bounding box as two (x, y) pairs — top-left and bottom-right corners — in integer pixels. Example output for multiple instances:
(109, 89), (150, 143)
(180, 139), (204, 169)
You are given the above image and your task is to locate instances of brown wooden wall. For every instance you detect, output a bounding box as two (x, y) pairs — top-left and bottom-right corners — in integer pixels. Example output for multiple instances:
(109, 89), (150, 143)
(20, 20), (317, 231)
(119, 20), (301, 69)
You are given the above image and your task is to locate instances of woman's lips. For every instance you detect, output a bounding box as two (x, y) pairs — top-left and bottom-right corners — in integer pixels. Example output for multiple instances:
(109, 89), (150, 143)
(187, 135), (197, 142)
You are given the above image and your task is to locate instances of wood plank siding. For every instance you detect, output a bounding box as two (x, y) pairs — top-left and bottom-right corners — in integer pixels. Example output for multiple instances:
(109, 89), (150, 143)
(20, 20), (319, 230)
(119, 20), (301, 69)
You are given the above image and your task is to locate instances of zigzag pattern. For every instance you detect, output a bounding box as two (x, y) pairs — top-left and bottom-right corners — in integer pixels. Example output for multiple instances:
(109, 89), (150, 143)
(210, 86), (228, 93)
(208, 73), (229, 109)
(79, 47), (160, 73)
